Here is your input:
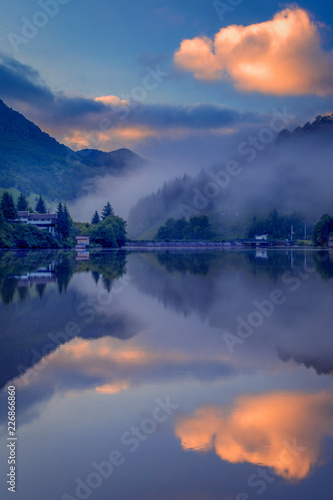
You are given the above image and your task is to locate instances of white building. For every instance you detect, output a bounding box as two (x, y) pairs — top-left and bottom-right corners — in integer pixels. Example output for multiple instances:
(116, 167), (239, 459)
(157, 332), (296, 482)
(255, 234), (268, 241)
(16, 211), (57, 234)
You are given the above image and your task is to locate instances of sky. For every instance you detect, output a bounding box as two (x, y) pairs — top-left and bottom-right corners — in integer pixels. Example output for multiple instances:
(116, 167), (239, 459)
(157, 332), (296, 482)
(0, 0), (333, 162)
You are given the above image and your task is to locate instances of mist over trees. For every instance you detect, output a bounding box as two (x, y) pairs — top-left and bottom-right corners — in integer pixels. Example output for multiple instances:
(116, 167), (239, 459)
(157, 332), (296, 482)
(246, 210), (308, 240)
(156, 216), (217, 241)
(128, 174), (199, 239)
(128, 115), (333, 240)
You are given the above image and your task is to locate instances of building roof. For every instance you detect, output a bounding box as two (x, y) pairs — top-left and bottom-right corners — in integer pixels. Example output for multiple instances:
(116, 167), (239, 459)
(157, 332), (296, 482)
(28, 214), (57, 220)
(17, 211), (57, 220)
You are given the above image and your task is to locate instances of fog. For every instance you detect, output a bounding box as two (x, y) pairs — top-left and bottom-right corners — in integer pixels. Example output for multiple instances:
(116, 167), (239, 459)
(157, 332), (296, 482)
(68, 116), (333, 237)
(68, 130), (245, 222)
(126, 119), (333, 238)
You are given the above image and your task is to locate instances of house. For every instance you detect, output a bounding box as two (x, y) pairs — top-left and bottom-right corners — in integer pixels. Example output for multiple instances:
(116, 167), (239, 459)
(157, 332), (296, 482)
(12, 263), (56, 286)
(75, 236), (90, 251)
(76, 236), (90, 261)
(76, 236), (90, 246)
(255, 249), (268, 259)
(16, 211), (57, 234)
(255, 234), (268, 241)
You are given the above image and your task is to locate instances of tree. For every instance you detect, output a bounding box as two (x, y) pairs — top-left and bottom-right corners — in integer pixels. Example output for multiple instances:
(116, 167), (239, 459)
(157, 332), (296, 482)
(313, 214), (333, 246)
(91, 211), (100, 224)
(17, 192), (29, 211)
(35, 195), (47, 213)
(56, 202), (71, 239)
(0, 192), (17, 220)
(101, 202), (114, 219)
(155, 215), (217, 241)
(56, 202), (64, 238)
(62, 204), (71, 239)
(91, 215), (127, 247)
(246, 211), (306, 240)
(0, 209), (4, 226)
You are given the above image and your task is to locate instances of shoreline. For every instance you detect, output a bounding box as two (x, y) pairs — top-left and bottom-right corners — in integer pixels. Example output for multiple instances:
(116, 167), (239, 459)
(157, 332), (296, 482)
(0, 243), (331, 253)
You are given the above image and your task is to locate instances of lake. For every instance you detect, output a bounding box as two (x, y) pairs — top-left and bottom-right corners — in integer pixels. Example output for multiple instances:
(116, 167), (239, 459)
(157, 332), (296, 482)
(0, 249), (333, 500)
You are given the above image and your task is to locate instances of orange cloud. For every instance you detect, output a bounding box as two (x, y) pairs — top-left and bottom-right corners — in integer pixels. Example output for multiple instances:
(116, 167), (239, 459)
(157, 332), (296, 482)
(95, 382), (130, 394)
(175, 391), (333, 480)
(62, 338), (159, 365)
(63, 125), (158, 150)
(174, 7), (333, 96)
(94, 95), (129, 106)
(63, 130), (92, 149)
(112, 126), (158, 142)
(18, 335), (232, 399)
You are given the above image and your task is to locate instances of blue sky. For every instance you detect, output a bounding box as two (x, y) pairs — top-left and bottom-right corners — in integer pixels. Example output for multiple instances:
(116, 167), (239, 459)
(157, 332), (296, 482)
(0, 0), (333, 158)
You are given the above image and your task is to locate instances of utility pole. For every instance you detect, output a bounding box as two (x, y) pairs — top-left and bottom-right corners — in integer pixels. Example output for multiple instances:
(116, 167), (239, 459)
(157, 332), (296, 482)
(304, 224), (307, 240)
(290, 225), (294, 241)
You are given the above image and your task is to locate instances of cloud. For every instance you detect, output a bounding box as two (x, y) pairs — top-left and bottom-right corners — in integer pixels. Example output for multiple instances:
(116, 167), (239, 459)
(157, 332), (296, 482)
(0, 53), (107, 125)
(64, 125), (159, 150)
(13, 333), (234, 396)
(174, 7), (333, 96)
(0, 52), (53, 103)
(0, 53), (259, 151)
(175, 391), (333, 480)
(95, 382), (130, 394)
(94, 95), (129, 106)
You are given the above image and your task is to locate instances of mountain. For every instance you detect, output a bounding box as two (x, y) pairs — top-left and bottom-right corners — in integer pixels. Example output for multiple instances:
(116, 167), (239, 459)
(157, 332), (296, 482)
(128, 114), (333, 239)
(0, 99), (147, 201)
(278, 113), (333, 142)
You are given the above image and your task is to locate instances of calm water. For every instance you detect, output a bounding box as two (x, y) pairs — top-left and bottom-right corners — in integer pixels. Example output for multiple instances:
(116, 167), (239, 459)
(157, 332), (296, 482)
(0, 249), (333, 500)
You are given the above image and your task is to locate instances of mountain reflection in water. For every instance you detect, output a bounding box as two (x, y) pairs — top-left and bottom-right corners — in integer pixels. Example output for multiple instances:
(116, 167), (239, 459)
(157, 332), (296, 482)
(0, 249), (333, 500)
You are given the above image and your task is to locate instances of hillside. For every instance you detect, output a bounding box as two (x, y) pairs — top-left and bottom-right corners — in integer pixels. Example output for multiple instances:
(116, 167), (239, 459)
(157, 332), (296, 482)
(278, 114), (333, 141)
(128, 114), (333, 239)
(0, 99), (147, 201)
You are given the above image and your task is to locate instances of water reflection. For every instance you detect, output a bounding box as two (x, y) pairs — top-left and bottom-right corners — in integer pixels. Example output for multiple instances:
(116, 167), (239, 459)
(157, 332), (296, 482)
(0, 250), (127, 303)
(313, 250), (333, 279)
(175, 390), (333, 481)
(0, 250), (137, 389)
(0, 249), (333, 500)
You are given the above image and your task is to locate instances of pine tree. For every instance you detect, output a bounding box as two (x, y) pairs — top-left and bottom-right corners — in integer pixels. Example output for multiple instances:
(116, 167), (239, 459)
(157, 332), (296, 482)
(62, 204), (71, 239)
(0, 209), (4, 226)
(56, 202), (64, 238)
(17, 193), (29, 211)
(0, 192), (17, 220)
(35, 195), (47, 213)
(91, 211), (100, 224)
(56, 203), (72, 240)
(101, 202), (114, 220)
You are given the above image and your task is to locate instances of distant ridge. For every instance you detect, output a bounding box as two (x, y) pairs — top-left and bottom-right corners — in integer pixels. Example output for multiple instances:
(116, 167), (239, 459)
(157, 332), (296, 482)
(278, 113), (333, 141)
(0, 99), (147, 201)
(128, 112), (333, 239)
